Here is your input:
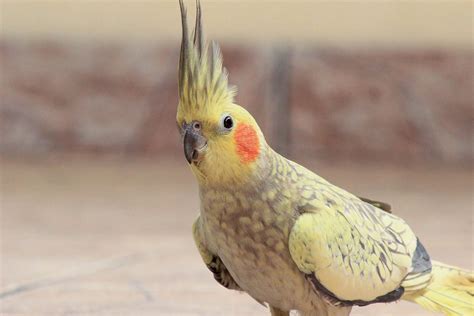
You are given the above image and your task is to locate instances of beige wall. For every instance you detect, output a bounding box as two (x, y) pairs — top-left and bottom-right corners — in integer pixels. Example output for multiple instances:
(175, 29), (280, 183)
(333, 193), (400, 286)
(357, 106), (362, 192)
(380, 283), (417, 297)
(2, 0), (473, 47)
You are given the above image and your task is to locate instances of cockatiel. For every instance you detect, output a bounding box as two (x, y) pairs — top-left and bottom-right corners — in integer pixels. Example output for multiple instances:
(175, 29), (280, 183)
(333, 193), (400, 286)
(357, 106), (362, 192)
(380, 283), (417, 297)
(176, 1), (473, 315)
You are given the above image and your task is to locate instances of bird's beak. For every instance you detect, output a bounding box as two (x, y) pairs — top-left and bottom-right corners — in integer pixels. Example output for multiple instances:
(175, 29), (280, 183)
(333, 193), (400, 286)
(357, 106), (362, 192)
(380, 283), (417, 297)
(183, 128), (207, 164)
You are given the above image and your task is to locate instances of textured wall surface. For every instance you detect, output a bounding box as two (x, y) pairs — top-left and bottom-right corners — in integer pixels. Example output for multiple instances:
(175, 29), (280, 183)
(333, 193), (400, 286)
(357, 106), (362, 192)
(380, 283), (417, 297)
(1, 41), (472, 164)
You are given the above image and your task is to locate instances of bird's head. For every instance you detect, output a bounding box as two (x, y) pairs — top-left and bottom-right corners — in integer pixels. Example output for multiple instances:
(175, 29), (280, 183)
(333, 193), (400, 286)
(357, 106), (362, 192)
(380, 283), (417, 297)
(176, 0), (266, 187)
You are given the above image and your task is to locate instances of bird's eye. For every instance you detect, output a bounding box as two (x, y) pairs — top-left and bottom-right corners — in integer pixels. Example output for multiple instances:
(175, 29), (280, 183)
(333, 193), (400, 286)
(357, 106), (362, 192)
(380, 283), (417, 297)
(192, 121), (201, 131)
(223, 116), (233, 130)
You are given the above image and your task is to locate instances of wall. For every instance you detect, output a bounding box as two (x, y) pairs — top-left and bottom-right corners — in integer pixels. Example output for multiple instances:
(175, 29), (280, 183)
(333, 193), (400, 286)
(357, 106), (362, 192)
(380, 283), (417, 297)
(1, 1), (472, 165)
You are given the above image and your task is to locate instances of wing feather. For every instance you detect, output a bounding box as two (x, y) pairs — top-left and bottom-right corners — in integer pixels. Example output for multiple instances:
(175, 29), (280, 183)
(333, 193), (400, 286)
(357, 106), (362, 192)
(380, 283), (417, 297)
(289, 197), (418, 303)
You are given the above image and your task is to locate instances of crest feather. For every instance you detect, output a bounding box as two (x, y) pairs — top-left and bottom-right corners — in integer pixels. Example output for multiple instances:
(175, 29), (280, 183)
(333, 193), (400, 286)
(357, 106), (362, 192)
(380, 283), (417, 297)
(178, 0), (236, 115)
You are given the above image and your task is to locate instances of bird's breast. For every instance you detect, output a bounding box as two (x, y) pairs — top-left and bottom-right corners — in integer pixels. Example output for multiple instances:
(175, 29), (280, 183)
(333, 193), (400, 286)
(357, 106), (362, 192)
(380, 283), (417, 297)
(200, 188), (309, 310)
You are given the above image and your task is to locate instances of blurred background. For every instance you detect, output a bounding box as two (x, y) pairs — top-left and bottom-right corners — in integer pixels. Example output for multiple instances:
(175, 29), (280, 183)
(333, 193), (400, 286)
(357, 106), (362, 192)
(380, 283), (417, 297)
(1, 1), (472, 315)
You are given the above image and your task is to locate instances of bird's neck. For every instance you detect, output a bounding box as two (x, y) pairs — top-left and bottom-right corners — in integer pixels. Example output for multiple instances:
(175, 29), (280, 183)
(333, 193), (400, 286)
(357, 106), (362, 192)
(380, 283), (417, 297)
(198, 145), (291, 196)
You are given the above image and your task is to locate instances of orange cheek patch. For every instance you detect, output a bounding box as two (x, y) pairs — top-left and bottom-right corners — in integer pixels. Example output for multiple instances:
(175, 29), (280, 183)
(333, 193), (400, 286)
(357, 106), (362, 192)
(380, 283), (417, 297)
(234, 123), (260, 163)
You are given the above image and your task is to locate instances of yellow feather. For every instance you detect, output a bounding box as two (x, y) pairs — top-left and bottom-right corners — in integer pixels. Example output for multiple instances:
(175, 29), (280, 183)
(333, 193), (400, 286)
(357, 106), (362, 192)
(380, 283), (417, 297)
(177, 0), (235, 122)
(403, 261), (474, 316)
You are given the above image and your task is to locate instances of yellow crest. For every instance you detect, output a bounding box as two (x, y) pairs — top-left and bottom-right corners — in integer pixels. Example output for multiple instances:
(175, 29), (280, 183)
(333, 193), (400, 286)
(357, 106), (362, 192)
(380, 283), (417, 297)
(178, 0), (236, 118)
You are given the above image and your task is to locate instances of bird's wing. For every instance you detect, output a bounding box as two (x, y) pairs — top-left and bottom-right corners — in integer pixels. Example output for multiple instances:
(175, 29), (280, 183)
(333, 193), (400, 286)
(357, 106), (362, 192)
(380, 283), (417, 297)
(358, 196), (392, 213)
(289, 193), (418, 306)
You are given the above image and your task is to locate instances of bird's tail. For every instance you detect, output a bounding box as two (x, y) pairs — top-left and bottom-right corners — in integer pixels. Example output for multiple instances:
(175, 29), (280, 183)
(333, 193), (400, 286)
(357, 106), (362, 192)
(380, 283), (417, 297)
(402, 261), (474, 316)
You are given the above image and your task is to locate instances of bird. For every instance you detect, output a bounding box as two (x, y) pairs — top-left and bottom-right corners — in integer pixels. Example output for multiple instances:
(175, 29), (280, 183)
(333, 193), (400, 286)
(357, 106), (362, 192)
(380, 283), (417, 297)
(176, 1), (473, 315)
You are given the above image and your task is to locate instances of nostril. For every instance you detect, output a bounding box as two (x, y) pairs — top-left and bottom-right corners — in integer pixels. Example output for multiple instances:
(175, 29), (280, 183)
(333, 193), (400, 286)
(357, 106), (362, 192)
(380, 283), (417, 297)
(193, 122), (201, 131)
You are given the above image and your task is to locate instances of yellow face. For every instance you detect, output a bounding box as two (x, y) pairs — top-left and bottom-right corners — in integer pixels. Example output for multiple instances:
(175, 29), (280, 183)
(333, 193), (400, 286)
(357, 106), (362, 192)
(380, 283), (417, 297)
(176, 0), (265, 186)
(177, 103), (264, 186)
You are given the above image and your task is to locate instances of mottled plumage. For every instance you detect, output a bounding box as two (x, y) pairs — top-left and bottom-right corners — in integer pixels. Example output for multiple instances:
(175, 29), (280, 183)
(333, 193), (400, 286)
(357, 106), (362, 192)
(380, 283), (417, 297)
(176, 2), (474, 316)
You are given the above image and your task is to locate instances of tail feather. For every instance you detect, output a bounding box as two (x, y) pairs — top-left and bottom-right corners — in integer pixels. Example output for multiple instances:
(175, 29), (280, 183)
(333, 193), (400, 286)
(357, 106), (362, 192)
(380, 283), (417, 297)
(402, 261), (474, 316)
